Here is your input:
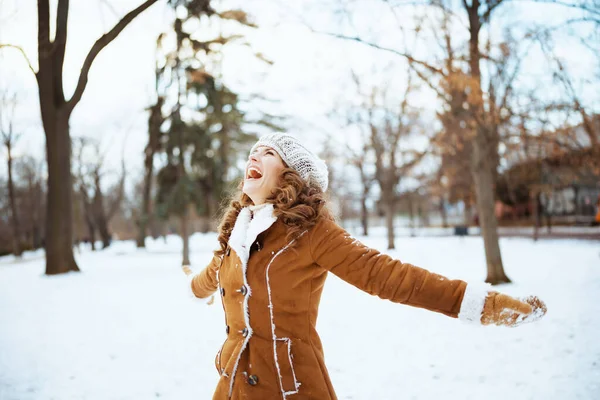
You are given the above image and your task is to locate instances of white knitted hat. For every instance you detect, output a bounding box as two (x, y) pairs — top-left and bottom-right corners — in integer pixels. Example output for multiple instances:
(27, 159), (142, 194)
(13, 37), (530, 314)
(249, 133), (329, 192)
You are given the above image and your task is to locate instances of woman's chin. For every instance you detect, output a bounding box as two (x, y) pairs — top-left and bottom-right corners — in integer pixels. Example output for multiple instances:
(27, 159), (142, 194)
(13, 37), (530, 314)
(242, 182), (259, 198)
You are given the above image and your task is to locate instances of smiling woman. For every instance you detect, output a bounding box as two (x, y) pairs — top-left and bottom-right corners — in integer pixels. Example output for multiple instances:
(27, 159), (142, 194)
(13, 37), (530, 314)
(242, 146), (286, 205)
(183, 133), (547, 400)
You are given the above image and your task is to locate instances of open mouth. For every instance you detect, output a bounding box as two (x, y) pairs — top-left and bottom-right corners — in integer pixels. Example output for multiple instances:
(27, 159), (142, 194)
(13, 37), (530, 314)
(246, 166), (263, 180)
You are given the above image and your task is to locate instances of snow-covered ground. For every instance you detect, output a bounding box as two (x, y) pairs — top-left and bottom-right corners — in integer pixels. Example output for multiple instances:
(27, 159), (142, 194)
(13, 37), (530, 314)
(1, 232), (599, 400)
(343, 224), (600, 238)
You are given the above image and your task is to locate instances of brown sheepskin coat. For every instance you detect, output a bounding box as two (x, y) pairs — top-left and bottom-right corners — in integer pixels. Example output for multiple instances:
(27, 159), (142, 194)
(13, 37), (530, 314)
(190, 204), (481, 399)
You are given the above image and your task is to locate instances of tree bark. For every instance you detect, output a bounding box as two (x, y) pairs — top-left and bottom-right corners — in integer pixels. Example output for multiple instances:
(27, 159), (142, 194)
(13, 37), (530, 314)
(407, 192), (415, 236)
(545, 212), (552, 233)
(136, 176), (152, 248)
(472, 133), (510, 284)
(439, 196), (448, 228)
(419, 202), (429, 228)
(181, 211), (190, 266)
(85, 214), (96, 251)
(532, 190), (540, 241)
(137, 98), (162, 247)
(26, 170), (43, 249)
(360, 194), (369, 236)
(92, 174), (111, 249)
(30, 178), (43, 249)
(7, 141), (22, 257)
(383, 191), (395, 250)
(43, 110), (79, 274)
(463, 196), (472, 226)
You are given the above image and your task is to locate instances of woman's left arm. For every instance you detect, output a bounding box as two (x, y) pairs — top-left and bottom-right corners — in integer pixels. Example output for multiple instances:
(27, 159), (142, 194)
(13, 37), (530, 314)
(309, 217), (546, 325)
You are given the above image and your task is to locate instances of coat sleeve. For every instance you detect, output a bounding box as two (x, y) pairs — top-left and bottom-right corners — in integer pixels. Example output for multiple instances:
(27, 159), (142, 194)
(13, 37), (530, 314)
(189, 255), (221, 299)
(308, 217), (482, 318)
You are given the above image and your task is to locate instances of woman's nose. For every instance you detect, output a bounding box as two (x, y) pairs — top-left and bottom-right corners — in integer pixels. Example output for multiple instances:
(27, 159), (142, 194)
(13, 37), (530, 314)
(249, 153), (258, 162)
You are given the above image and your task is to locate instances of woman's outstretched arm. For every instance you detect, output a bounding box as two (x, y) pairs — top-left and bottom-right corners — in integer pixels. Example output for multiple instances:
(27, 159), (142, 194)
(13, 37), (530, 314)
(309, 217), (546, 326)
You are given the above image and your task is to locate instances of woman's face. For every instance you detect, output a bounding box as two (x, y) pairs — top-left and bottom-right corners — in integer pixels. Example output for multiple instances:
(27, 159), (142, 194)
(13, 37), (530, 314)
(243, 146), (286, 205)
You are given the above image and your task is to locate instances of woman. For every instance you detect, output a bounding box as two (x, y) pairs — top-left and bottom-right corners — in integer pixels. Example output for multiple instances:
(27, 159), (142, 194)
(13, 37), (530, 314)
(184, 133), (547, 400)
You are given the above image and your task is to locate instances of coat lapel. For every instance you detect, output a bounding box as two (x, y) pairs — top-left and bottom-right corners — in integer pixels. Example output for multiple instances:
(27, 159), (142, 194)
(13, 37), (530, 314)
(228, 203), (278, 267)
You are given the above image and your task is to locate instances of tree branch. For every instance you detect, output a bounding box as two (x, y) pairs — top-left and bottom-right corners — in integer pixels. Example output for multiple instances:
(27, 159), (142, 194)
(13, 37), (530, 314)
(66, 0), (159, 114)
(312, 30), (446, 77)
(37, 0), (50, 49)
(512, 0), (600, 17)
(53, 0), (69, 102)
(0, 44), (36, 75)
(481, 0), (505, 23)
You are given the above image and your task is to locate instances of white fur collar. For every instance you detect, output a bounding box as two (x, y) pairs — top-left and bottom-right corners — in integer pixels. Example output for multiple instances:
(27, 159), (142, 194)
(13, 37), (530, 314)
(228, 203), (277, 267)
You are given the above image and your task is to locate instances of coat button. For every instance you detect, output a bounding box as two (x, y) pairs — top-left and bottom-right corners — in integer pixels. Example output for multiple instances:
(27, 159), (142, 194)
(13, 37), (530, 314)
(238, 285), (248, 296)
(220, 287), (225, 297)
(248, 374), (259, 386)
(226, 325), (230, 334)
(241, 327), (248, 337)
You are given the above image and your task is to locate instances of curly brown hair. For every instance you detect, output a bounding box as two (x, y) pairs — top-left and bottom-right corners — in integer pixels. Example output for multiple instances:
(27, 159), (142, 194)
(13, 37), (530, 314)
(214, 167), (333, 257)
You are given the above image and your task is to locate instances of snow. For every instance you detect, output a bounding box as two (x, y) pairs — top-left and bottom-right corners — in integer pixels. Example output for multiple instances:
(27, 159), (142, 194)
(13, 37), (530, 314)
(1, 232), (599, 400)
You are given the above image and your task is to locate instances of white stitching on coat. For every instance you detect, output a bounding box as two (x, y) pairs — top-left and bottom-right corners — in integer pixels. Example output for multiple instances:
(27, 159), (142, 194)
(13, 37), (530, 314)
(226, 204), (277, 398)
(278, 337), (301, 395)
(266, 231), (307, 399)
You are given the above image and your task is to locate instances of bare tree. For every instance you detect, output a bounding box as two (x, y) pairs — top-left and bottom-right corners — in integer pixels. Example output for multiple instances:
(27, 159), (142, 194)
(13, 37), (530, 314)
(349, 71), (424, 249)
(320, 1), (518, 282)
(73, 137), (98, 250)
(1, 0), (159, 274)
(73, 137), (126, 250)
(345, 134), (376, 236)
(15, 155), (45, 250)
(91, 149), (125, 249)
(539, 40), (599, 148)
(0, 90), (22, 257)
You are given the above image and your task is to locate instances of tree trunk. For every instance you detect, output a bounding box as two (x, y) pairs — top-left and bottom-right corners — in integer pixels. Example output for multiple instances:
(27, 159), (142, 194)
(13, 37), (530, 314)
(545, 213), (552, 233)
(406, 193), (416, 237)
(466, 3), (509, 285)
(463, 196), (472, 226)
(137, 98), (162, 248)
(86, 216), (96, 251)
(383, 192), (395, 250)
(136, 148), (153, 247)
(532, 190), (540, 241)
(439, 196), (448, 228)
(44, 110), (79, 274)
(181, 210), (190, 266)
(31, 188), (43, 249)
(472, 141), (510, 284)
(360, 194), (369, 236)
(136, 215), (149, 247)
(96, 216), (111, 249)
(407, 193), (415, 232)
(37, 0), (78, 274)
(7, 142), (22, 257)
(418, 203), (429, 228)
(91, 173), (112, 249)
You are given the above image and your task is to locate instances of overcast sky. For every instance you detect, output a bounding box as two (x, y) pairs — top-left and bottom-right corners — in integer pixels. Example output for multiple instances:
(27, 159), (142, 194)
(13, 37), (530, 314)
(0, 0), (597, 188)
